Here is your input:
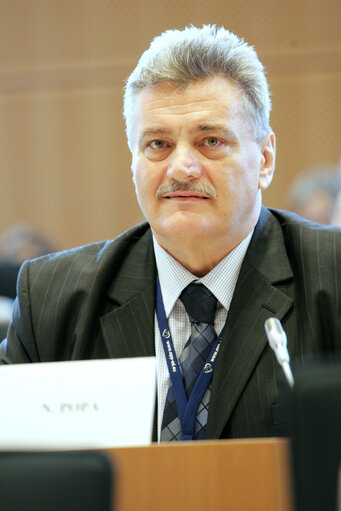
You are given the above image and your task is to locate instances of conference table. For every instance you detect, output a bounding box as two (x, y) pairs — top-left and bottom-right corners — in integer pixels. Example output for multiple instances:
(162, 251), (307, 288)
(104, 437), (293, 511)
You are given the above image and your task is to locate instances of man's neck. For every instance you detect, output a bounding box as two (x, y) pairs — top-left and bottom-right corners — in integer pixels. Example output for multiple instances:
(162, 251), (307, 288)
(152, 233), (249, 277)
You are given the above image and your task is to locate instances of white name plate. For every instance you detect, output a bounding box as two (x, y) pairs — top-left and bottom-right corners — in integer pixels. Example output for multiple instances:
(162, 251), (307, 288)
(0, 357), (156, 450)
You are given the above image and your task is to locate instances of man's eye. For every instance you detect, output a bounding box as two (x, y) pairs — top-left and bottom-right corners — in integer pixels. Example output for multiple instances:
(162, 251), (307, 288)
(204, 137), (220, 147)
(149, 140), (166, 149)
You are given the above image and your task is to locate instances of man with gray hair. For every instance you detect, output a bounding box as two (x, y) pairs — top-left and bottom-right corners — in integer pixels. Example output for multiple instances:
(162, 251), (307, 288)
(1, 25), (341, 442)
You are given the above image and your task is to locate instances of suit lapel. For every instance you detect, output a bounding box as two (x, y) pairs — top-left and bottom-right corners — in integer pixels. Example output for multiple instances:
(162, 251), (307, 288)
(207, 207), (294, 438)
(100, 228), (156, 359)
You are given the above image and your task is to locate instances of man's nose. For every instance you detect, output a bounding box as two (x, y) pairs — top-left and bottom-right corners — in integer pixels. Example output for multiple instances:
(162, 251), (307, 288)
(166, 144), (201, 181)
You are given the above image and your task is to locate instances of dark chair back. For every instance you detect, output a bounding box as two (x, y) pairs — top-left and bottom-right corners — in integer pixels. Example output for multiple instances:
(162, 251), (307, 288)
(0, 450), (113, 511)
(291, 363), (341, 511)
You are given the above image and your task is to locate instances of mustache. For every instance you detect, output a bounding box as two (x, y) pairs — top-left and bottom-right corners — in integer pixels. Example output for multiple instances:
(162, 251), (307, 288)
(155, 181), (217, 199)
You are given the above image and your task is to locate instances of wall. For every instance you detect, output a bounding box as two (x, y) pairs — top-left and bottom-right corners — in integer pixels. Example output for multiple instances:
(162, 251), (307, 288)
(0, 0), (340, 249)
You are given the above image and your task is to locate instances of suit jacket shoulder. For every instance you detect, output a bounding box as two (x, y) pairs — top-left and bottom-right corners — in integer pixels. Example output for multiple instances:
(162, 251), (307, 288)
(268, 208), (341, 296)
(0, 222), (156, 363)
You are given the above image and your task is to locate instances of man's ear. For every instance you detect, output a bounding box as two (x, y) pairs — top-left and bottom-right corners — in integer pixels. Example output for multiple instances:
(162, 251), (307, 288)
(258, 132), (276, 191)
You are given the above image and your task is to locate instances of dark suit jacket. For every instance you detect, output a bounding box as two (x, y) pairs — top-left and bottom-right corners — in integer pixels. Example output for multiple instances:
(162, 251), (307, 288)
(1, 207), (341, 440)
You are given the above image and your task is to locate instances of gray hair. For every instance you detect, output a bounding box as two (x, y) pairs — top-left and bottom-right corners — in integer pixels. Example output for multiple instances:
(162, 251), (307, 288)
(123, 25), (271, 147)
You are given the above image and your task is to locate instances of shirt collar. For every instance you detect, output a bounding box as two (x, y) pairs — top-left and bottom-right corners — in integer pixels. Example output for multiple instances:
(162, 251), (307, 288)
(153, 231), (253, 317)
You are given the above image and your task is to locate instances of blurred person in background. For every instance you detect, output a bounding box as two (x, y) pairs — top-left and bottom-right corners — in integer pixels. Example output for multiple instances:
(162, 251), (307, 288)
(0, 222), (56, 267)
(287, 165), (341, 226)
(0, 223), (57, 339)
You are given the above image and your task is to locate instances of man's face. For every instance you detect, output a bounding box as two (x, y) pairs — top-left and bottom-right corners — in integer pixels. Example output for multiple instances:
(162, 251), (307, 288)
(130, 75), (275, 253)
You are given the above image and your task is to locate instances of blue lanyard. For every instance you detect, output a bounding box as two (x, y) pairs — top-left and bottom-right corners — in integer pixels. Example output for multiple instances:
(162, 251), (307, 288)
(156, 274), (222, 440)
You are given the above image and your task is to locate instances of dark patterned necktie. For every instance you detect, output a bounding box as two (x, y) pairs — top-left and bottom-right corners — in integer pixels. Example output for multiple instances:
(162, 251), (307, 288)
(160, 283), (217, 441)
